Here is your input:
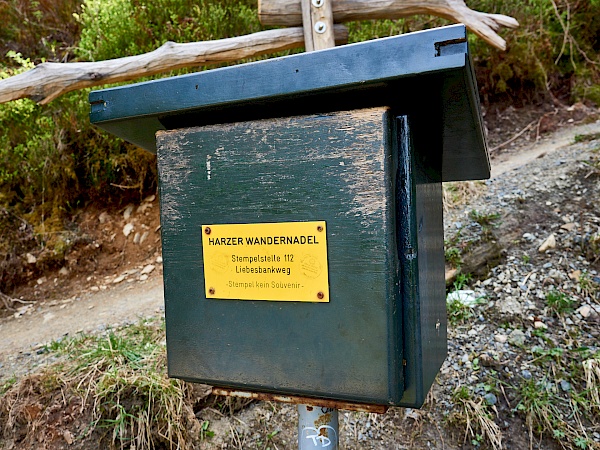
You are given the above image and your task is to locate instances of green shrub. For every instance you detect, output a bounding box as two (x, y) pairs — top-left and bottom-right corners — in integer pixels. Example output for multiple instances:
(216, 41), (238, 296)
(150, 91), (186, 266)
(74, 0), (261, 62)
(347, 1), (600, 106)
(0, 53), (157, 236)
(0, 1), (267, 291)
(467, 0), (600, 105)
(0, 0), (81, 65)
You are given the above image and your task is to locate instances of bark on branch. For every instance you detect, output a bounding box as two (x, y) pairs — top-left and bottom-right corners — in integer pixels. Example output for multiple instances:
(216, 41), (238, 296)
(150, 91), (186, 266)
(0, 26), (348, 105)
(259, 0), (518, 50)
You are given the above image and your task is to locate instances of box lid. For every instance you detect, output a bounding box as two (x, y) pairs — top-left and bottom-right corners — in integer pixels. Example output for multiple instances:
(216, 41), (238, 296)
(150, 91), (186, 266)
(89, 24), (489, 182)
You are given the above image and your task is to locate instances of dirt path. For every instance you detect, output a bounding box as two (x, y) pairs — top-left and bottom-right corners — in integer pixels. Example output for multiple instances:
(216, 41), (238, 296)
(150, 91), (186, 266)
(0, 275), (164, 378)
(490, 120), (600, 177)
(0, 117), (598, 381)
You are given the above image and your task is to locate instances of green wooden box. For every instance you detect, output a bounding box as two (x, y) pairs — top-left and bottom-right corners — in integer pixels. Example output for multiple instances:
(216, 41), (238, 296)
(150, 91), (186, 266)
(89, 25), (489, 407)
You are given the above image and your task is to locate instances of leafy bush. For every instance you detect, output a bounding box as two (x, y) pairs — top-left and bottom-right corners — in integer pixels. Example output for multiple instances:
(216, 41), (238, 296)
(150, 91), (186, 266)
(0, 0), (81, 65)
(0, 52), (157, 261)
(1, 64), (151, 196)
(468, 0), (600, 105)
(0, 0), (267, 292)
(346, 0), (600, 106)
(74, 0), (261, 62)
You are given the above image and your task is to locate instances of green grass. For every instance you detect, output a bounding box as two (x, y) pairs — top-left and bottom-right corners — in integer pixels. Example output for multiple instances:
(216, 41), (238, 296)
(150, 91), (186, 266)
(578, 271), (600, 301)
(200, 420), (215, 440)
(545, 289), (576, 315)
(447, 298), (475, 326)
(469, 210), (501, 228)
(515, 339), (600, 450)
(514, 376), (596, 449)
(0, 375), (17, 395)
(446, 273), (481, 326)
(445, 246), (462, 268)
(574, 133), (600, 143)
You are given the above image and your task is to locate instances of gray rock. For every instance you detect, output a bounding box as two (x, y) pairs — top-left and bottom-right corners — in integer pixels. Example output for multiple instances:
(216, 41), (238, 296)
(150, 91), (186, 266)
(494, 334), (508, 344)
(484, 393), (497, 406)
(508, 329), (526, 347)
(123, 223), (134, 237)
(538, 233), (556, 253)
(577, 305), (592, 318)
(560, 380), (571, 392)
(123, 204), (135, 221)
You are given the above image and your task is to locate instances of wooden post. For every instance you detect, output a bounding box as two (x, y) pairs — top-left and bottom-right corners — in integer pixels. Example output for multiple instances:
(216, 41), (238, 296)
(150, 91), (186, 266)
(301, 0), (335, 52)
(299, 1), (336, 445)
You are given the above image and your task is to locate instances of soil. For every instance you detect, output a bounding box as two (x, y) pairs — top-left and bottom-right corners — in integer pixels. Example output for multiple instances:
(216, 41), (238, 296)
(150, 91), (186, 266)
(1, 103), (599, 449)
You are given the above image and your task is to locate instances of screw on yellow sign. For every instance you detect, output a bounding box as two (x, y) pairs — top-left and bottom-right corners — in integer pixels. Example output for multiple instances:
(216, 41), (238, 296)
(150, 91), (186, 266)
(201, 221), (329, 302)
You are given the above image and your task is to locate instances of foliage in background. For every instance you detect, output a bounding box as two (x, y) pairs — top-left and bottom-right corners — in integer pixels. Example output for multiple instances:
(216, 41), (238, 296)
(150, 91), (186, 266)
(468, 0), (600, 105)
(348, 0), (600, 105)
(0, 0), (81, 64)
(0, 53), (156, 279)
(0, 0), (262, 291)
(74, 0), (261, 62)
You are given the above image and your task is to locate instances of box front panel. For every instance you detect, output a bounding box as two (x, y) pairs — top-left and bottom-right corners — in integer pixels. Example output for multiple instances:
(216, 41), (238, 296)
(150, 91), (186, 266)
(157, 108), (400, 404)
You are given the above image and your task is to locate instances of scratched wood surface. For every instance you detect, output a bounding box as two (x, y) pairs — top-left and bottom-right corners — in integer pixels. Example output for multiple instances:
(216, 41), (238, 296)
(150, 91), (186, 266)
(157, 108), (446, 406)
(157, 108), (403, 404)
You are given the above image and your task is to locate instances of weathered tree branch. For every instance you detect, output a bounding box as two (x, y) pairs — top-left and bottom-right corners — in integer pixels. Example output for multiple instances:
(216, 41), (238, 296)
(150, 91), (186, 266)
(0, 0), (518, 105)
(259, 0), (518, 50)
(0, 26), (348, 105)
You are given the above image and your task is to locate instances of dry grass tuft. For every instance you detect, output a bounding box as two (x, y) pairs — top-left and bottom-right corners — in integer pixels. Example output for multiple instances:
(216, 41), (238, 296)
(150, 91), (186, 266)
(584, 358), (600, 410)
(0, 319), (205, 449)
(451, 386), (503, 450)
(459, 398), (502, 450)
(443, 181), (487, 211)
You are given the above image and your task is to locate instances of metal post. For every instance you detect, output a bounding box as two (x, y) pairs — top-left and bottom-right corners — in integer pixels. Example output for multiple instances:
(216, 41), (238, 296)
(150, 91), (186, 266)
(298, 404), (339, 449)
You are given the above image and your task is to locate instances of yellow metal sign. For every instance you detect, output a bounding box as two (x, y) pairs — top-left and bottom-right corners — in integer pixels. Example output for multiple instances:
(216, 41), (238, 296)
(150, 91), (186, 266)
(201, 221), (329, 302)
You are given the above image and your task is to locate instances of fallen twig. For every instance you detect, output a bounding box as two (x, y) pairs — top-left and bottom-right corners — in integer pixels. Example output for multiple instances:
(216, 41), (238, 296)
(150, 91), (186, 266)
(490, 119), (538, 153)
(0, 291), (29, 311)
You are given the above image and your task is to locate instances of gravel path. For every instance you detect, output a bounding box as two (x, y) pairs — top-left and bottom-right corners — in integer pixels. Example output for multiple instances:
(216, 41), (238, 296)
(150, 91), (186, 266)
(0, 273), (164, 381)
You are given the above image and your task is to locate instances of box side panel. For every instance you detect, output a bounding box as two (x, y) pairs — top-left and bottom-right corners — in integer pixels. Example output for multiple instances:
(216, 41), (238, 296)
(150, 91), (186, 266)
(413, 92), (450, 397)
(157, 108), (399, 404)
(414, 180), (446, 403)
